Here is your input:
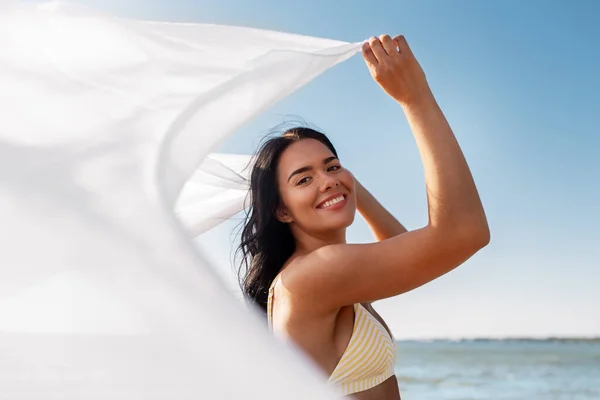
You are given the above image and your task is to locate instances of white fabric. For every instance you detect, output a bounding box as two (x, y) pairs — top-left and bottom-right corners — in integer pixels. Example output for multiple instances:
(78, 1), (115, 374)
(177, 153), (252, 236)
(0, 2), (361, 398)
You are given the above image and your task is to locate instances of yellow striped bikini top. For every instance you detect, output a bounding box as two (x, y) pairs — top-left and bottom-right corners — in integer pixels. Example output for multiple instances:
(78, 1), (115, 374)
(267, 276), (397, 396)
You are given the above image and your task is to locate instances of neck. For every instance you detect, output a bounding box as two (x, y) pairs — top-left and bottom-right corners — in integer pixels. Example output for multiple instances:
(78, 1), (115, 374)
(290, 224), (347, 255)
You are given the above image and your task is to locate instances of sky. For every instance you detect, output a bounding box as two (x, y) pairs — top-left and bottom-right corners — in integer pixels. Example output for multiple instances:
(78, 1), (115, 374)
(74, 0), (600, 339)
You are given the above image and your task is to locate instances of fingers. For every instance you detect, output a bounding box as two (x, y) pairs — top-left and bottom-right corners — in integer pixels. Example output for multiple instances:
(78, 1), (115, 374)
(393, 35), (412, 56)
(362, 34), (425, 104)
(379, 34), (398, 56)
(362, 42), (377, 65)
(363, 34), (404, 65)
(368, 36), (388, 63)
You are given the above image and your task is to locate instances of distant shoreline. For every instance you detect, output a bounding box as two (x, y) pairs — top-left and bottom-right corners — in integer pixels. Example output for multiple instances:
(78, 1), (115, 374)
(398, 337), (600, 343)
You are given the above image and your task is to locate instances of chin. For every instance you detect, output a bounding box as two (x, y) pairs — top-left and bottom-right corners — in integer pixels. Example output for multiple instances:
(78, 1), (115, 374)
(341, 209), (356, 228)
(321, 208), (356, 231)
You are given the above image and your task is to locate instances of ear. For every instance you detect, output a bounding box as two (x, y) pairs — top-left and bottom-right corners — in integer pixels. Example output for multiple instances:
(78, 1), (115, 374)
(275, 206), (293, 223)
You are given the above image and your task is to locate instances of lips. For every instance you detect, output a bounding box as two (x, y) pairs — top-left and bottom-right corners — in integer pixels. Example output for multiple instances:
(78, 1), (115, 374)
(316, 193), (347, 209)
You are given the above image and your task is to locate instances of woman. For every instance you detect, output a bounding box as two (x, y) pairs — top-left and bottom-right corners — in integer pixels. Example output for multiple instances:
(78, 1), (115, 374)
(237, 34), (490, 399)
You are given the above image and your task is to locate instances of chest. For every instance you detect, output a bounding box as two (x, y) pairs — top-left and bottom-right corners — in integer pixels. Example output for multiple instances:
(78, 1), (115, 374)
(273, 301), (394, 375)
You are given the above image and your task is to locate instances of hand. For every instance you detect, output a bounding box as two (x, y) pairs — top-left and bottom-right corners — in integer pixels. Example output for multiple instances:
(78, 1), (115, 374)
(362, 35), (430, 107)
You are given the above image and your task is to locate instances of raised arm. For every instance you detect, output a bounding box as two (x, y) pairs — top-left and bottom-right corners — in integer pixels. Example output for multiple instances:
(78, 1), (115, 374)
(356, 179), (408, 241)
(285, 35), (490, 312)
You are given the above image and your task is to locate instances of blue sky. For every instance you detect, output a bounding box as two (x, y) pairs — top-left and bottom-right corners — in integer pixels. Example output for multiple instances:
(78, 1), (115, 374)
(79, 0), (600, 338)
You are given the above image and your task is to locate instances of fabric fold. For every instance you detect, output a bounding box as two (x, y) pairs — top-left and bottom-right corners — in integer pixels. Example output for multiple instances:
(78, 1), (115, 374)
(0, 2), (361, 399)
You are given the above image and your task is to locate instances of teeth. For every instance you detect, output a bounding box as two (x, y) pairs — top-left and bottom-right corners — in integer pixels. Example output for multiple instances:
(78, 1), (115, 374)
(321, 195), (345, 208)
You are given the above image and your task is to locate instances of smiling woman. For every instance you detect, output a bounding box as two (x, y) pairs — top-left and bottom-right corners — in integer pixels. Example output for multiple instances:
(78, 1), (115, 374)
(276, 136), (356, 237)
(237, 34), (489, 399)
(237, 128), (347, 316)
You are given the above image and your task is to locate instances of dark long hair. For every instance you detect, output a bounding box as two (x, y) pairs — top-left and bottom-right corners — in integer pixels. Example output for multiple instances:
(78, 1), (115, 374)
(236, 126), (339, 318)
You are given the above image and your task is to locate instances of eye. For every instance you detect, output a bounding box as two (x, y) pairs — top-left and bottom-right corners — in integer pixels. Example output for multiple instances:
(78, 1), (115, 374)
(296, 176), (312, 186)
(327, 164), (341, 172)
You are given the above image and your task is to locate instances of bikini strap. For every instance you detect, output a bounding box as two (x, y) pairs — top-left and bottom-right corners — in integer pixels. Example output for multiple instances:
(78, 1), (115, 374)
(266, 274), (281, 331)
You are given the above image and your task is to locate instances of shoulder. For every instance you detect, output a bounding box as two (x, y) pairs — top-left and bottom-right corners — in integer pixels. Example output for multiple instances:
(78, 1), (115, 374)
(270, 254), (341, 330)
(278, 245), (353, 312)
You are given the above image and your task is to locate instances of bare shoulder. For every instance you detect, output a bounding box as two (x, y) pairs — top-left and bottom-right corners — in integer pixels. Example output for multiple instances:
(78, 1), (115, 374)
(270, 257), (341, 358)
(274, 254), (331, 315)
(283, 225), (489, 313)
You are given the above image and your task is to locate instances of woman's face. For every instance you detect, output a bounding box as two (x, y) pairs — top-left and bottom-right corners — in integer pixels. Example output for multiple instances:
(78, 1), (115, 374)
(276, 138), (356, 235)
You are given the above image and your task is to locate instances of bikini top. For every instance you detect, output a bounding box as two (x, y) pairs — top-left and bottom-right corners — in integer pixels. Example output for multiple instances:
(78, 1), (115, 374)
(267, 275), (397, 395)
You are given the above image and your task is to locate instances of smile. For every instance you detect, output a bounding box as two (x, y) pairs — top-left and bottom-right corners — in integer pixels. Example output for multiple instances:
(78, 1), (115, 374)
(317, 194), (347, 210)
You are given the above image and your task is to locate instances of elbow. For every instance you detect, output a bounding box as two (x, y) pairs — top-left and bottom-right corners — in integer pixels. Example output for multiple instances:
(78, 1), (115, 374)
(462, 220), (491, 251)
(433, 214), (491, 254)
(473, 226), (491, 249)
(441, 215), (490, 254)
(441, 226), (489, 263)
(460, 206), (491, 250)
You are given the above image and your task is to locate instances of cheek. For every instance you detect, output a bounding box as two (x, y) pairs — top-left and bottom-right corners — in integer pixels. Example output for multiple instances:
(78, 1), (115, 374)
(281, 187), (316, 216)
(340, 170), (355, 189)
(297, 189), (318, 212)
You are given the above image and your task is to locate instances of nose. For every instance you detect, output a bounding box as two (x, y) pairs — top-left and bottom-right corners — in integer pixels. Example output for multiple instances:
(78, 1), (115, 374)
(319, 175), (340, 192)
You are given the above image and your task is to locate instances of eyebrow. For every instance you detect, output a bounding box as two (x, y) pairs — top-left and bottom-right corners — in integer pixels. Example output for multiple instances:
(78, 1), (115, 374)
(287, 156), (338, 183)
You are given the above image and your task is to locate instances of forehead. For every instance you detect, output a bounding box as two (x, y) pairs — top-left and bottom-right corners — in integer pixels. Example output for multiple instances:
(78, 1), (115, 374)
(278, 139), (335, 172)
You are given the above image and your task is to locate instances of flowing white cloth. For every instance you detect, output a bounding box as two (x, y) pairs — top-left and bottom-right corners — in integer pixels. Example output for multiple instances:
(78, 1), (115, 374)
(177, 153), (252, 237)
(0, 2), (361, 398)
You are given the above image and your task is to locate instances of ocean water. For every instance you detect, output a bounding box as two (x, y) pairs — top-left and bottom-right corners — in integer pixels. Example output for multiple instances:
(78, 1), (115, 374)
(395, 340), (600, 400)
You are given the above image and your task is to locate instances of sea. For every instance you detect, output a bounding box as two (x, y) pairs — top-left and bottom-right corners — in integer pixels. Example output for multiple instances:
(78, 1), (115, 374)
(395, 339), (600, 400)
